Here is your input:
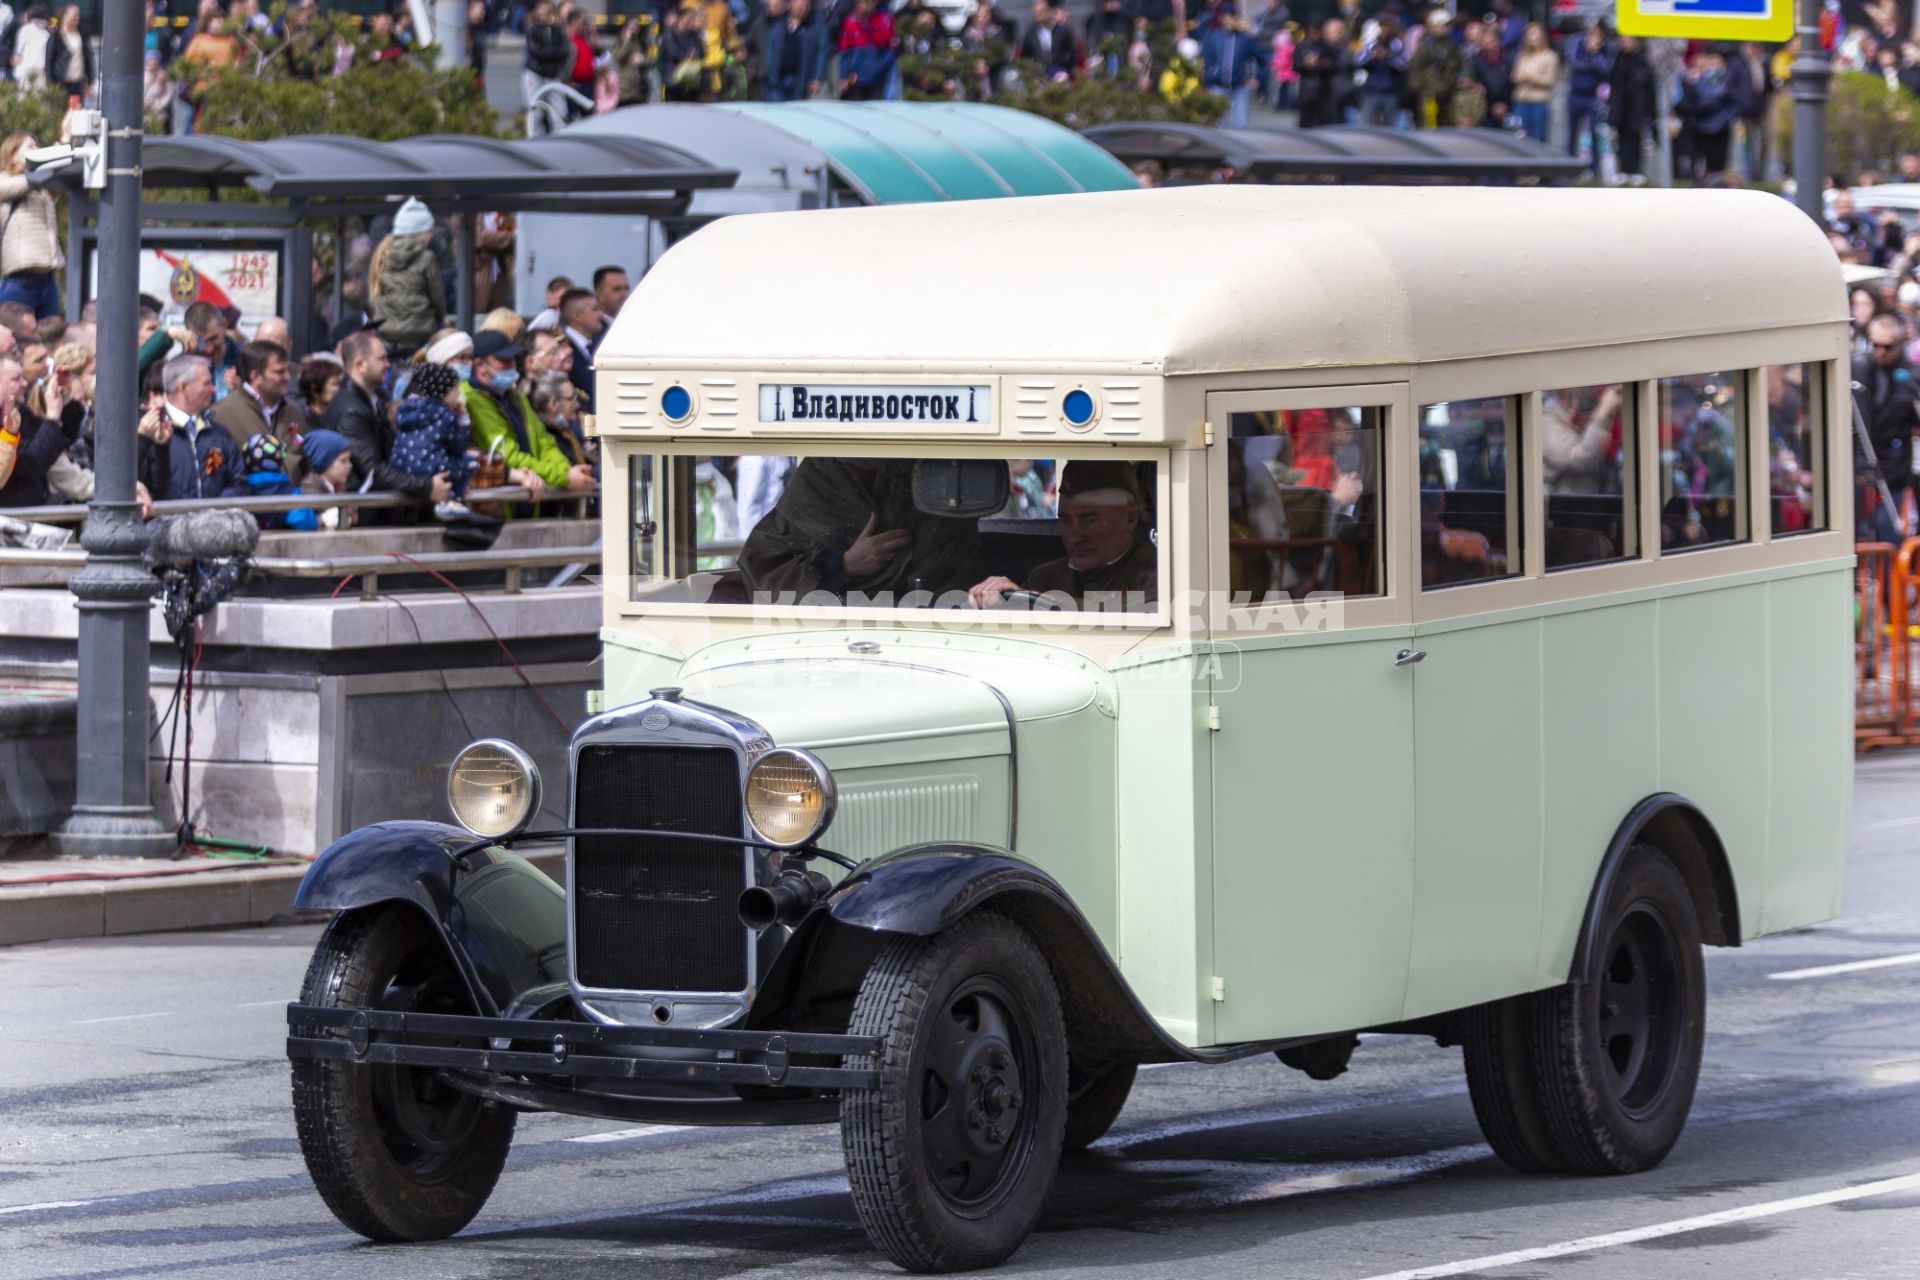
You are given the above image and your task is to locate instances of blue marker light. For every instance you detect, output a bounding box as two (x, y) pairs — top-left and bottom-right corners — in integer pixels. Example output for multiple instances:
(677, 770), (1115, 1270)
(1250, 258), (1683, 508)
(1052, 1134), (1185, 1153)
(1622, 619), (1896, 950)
(660, 385), (694, 422)
(1062, 389), (1096, 426)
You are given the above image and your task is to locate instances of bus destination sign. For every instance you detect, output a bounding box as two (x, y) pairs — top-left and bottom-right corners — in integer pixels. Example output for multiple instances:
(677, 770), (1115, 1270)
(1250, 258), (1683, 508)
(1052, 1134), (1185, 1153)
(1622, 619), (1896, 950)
(758, 383), (993, 427)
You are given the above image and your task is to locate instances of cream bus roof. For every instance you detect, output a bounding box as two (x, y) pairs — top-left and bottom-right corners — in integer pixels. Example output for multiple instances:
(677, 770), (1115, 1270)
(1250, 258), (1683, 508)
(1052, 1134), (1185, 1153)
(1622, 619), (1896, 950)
(606, 186), (1843, 376)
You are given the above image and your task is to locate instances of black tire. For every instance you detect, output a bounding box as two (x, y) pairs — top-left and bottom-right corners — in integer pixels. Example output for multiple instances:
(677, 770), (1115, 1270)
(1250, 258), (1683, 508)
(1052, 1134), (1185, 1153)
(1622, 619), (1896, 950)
(1462, 995), (1566, 1173)
(1062, 1059), (1136, 1153)
(841, 912), (1067, 1273)
(291, 904), (516, 1242)
(1532, 843), (1705, 1173)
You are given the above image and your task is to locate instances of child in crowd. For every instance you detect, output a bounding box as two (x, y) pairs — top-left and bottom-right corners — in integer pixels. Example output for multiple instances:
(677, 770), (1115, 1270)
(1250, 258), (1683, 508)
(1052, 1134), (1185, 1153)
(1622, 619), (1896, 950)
(298, 428), (357, 530)
(389, 362), (478, 520)
(243, 434), (318, 531)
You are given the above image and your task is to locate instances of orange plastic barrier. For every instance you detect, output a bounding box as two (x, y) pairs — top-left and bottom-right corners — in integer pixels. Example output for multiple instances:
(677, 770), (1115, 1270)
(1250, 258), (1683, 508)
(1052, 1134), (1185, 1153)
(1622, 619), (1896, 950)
(1854, 539), (1920, 752)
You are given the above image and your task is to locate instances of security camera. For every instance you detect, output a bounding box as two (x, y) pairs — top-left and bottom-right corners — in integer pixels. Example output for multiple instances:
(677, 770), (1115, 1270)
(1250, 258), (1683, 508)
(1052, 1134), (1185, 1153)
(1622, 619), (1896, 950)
(22, 143), (77, 171)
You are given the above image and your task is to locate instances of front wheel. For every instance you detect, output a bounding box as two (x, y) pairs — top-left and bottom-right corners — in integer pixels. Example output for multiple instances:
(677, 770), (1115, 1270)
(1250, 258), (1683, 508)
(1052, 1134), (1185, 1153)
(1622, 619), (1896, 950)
(290, 904), (516, 1241)
(841, 913), (1067, 1273)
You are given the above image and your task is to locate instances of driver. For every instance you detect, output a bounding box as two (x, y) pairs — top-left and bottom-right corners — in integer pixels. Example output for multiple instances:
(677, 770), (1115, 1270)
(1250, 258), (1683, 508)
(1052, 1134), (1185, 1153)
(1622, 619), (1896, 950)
(737, 456), (981, 601)
(968, 461), (1156, 609)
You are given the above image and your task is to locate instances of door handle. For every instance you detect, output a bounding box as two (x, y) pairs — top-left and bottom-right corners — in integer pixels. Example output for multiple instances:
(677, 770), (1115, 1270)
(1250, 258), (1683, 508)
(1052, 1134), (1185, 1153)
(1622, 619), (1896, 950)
(1394, 649), (1426, 667)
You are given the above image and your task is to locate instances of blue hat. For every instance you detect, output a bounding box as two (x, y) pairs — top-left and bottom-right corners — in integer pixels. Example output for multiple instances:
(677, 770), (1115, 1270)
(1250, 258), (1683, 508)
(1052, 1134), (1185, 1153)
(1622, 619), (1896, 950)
(302, 429), (352, 476)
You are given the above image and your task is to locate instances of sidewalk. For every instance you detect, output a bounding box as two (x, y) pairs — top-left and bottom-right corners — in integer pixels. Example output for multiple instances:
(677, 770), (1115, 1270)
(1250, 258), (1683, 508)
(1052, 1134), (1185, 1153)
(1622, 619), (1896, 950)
(0, 845), (563, 947)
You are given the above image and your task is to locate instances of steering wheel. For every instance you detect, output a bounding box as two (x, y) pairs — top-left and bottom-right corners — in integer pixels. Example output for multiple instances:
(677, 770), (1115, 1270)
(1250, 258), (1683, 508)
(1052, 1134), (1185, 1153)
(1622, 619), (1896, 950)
(992, 589), (1069, 612)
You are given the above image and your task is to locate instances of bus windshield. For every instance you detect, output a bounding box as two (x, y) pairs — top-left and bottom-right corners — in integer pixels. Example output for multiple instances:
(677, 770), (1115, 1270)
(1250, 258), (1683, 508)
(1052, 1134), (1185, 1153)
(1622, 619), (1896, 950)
(630, 453), (1160, 614)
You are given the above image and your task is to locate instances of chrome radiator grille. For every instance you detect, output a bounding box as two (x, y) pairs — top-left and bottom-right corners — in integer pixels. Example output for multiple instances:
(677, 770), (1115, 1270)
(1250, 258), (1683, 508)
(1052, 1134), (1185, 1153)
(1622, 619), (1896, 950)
(571, 744), (747, 994)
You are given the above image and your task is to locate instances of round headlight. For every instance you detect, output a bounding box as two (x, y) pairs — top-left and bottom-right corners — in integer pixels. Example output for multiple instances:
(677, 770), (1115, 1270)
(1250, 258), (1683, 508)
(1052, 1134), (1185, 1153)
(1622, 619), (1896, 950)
(447, 739), (541, 840)
(745, 748), (835, 849)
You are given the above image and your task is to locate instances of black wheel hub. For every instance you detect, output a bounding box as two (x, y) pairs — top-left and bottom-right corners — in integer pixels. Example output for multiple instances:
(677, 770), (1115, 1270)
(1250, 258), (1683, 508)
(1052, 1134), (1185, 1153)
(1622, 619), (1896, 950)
(918, 979), (1036, 1212)
(1597, 902), (1684, 1118)
(370, 969), (486, 1179)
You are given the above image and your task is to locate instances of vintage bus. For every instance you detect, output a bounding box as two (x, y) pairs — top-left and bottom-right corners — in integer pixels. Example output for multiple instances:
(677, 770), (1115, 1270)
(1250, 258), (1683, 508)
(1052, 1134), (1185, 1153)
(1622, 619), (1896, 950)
(287, 187), (1852, 1273)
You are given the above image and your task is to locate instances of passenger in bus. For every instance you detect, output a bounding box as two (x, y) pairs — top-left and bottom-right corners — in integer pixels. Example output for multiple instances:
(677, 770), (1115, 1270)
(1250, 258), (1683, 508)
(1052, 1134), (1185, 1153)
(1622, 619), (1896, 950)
(737, 457), (982, 601)
(1541, 384), (1622, 495)
(968, 461), (1155, 608)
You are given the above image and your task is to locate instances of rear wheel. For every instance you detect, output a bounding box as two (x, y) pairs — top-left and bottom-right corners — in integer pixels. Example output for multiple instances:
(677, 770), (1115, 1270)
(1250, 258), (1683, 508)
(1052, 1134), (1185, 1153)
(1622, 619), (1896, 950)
(841, 913), (1067, 1273)
(1062, 1058), (1136, 1152)
(291, 905), (515, 1241)
(1534, 844), (1705, 1172)
(1463, 843), (1705, 1175)
(1462, 995), (1566, 1172)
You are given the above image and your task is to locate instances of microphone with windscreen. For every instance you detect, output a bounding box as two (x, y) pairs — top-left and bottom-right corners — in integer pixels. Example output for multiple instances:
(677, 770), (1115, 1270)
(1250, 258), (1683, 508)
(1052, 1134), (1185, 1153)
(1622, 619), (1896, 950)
(144, 510), (260, 640)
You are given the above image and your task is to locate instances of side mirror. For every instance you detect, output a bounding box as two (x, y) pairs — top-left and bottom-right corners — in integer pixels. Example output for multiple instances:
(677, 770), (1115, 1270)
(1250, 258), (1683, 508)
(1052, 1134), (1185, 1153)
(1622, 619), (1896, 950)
(911, 459), (1009, 519)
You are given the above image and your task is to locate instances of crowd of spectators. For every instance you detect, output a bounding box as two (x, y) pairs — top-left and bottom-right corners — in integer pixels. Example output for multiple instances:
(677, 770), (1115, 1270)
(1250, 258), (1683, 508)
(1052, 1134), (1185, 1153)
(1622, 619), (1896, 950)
(0, 186), (608, 536)
(0, 2), (1803, 184)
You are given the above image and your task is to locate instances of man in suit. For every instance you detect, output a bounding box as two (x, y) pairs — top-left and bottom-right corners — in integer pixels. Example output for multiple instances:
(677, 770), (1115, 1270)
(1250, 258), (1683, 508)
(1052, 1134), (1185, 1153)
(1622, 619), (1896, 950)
(1018, 0), (1081, 80)
(558, 288), (603, 414)
(209, 340), (307, 473)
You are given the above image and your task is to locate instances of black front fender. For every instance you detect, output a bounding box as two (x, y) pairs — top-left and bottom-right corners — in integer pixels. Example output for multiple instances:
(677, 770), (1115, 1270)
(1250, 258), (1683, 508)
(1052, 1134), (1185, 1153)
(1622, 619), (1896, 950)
(296, 820), (569, 1017)
(750, 843), (1234, 1064)
(823, 842), (1071, 936)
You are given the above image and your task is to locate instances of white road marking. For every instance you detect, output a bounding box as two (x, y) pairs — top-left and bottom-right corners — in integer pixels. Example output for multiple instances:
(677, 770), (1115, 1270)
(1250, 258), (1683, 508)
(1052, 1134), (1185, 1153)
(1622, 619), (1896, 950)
(565, 1124), (686, 1144)
(1861, 814), (1920, 830)
(1768, 952), (1920, 981)
(1350, 1170), (1920, 1280)
(69, 1011), (171, 1026)
(0, 1201), (90, 1216)
(235, 1000), (290, 1008)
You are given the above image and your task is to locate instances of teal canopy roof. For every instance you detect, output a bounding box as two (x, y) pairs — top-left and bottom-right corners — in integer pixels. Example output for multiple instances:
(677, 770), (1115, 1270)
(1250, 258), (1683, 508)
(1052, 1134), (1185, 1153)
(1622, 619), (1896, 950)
(708, 101), (1138, 203)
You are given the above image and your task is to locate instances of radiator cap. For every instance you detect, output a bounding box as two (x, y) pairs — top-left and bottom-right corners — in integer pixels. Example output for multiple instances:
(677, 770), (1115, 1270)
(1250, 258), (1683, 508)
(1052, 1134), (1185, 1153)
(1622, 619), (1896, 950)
(649, 686), (683, 702)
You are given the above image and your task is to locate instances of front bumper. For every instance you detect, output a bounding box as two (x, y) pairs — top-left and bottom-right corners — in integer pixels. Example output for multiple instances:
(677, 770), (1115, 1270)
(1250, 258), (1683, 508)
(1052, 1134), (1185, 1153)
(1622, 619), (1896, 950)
(286, 1005), (880, 1094)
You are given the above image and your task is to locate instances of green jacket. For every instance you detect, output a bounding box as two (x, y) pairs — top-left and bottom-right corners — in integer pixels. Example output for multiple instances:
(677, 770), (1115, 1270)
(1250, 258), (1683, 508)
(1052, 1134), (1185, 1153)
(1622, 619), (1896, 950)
(464, 381), (571, 499)
(371, 236), (446, 348)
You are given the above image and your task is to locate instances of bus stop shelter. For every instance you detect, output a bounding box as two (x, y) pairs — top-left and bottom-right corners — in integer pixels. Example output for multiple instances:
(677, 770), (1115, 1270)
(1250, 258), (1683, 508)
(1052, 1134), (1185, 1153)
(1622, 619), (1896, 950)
(514, 101), (1139, 313)
(1080, 123), (1588, 185)
(56, 132), (738, 351)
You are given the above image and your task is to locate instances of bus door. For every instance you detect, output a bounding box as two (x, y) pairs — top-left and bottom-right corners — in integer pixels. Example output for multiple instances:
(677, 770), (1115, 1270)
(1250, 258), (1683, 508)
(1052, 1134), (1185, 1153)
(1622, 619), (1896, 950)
(1204, 385), (1416, 1042)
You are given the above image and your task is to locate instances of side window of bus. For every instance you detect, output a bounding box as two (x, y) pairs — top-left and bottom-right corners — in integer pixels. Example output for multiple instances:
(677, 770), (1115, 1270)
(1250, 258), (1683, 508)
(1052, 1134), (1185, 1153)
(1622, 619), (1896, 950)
(1541, 383), (1636, 571)
(1226, 407), (1384, 602)
(1767, 363), (1825, 535)
(1418, 397), (1520, 588)
(1659, 372), (1746, 551)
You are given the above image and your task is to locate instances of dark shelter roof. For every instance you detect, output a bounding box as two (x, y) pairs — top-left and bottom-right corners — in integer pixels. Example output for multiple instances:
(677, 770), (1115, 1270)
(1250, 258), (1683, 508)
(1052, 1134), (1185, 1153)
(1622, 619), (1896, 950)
(95, 132), (737, 215)
(1080, 123), (1587, 183)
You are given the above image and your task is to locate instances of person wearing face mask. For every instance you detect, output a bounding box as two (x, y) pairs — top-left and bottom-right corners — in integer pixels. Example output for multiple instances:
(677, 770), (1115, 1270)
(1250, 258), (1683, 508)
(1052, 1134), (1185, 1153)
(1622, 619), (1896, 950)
(424, 329), (474, 386)
(460, 330), (591, 516)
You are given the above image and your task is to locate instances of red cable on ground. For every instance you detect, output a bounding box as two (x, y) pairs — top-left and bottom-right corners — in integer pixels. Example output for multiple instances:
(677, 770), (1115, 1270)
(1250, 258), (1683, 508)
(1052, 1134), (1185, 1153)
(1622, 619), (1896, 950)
(382, 551), (572, 735)
(329, 574), (356, 599)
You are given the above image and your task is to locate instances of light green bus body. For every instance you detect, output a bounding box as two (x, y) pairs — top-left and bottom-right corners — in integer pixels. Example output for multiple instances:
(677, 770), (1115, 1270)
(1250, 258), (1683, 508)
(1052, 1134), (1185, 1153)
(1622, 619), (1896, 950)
(592, 186), (1854, 1050)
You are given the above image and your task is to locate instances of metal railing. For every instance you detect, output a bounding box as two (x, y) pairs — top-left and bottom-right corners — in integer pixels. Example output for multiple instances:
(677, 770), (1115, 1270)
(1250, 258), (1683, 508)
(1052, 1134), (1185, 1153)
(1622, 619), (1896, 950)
(0, 541), (601, 598)
(526, 81), (594, 138)
(3, 484), (599, 526)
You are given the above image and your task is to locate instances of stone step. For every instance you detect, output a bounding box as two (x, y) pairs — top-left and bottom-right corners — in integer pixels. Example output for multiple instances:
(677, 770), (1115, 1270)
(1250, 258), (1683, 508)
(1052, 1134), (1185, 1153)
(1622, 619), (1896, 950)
(0, 845), (563, 948)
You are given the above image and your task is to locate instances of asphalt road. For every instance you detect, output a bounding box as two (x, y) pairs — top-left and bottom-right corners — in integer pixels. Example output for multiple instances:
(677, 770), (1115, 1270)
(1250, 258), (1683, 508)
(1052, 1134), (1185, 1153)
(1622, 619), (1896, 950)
(3, 755), (1919, 1280)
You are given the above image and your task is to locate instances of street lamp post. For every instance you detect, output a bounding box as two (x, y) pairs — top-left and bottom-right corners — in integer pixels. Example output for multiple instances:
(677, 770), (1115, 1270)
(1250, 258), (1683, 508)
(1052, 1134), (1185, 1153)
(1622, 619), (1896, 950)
(433, 0), (468, 72)
(1791, 0), (1833, 223)
(51, 1), (173, 858)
